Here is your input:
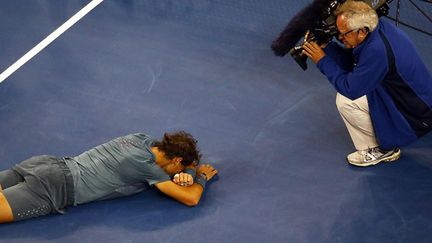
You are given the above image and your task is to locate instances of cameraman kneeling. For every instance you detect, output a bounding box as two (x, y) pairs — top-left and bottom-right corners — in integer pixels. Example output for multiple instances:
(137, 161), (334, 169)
(302, 0), (432, 167)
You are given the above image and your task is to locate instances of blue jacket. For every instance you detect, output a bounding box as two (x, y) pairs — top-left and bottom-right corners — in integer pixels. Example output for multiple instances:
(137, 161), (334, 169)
(317, 19), (432, 149)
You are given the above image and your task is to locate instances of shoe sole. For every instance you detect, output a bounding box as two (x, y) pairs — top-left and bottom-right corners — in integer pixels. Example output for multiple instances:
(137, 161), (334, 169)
(348, 149), (401, 167)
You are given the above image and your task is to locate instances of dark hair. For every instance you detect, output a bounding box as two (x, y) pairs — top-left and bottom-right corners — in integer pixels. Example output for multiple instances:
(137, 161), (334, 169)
(154, 131), (201, 166)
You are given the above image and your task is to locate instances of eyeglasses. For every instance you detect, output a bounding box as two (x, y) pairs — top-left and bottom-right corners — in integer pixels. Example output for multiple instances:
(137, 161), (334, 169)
(338, 29), (358, 38)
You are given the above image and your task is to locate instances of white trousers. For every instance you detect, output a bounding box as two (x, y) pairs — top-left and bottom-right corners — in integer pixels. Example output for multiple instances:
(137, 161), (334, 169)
(336, 93), (379, 150)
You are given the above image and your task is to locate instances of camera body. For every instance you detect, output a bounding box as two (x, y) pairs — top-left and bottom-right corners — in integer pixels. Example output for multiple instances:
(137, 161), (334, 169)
(272, 0), (392, 70)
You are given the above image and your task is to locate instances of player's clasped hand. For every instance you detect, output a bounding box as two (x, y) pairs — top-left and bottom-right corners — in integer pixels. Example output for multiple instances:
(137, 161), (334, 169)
(173, 164), (218, 187)
(173, 172), (194, 187)
(302, 41), (326, 64)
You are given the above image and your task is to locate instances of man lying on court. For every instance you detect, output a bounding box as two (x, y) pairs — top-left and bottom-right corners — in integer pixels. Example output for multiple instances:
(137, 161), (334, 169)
(0, 131), (217, 223)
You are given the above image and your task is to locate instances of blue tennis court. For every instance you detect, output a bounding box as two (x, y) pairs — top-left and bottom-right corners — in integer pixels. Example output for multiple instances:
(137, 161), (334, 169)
(0, 1), (431, 242)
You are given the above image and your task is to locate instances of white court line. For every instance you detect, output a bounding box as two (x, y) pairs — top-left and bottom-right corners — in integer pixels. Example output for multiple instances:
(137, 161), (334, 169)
(0, 0), (104, 83)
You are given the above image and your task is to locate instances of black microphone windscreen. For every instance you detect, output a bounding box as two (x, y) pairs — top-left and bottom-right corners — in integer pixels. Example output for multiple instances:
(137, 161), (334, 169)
(271, 0), (336, 56)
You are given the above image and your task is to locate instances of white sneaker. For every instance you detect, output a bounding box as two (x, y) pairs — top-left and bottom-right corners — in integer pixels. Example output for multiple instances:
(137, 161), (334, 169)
(347, 147), (401, 167)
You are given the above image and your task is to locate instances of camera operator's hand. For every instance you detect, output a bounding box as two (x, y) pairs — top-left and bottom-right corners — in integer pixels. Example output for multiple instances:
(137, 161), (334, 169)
(302, 42), (326, 64)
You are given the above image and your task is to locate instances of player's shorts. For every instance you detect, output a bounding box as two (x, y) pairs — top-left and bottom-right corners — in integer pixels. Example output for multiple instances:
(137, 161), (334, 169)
(1, 155), (74, 221)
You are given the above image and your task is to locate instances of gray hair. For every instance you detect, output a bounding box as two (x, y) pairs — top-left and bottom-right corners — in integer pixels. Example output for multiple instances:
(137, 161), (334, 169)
(334, 0), (379, 31)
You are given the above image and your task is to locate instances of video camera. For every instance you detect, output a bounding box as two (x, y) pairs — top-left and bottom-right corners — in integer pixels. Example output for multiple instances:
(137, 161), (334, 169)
(271, 0), (392, 70)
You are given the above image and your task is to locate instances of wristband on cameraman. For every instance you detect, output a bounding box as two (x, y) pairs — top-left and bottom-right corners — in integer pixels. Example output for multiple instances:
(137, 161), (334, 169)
(195, 173), (207, 189)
